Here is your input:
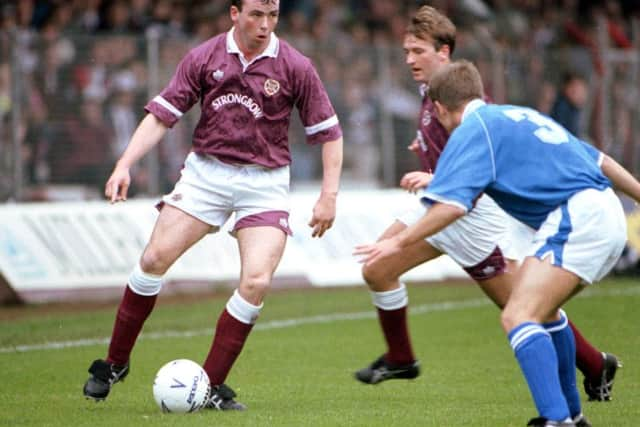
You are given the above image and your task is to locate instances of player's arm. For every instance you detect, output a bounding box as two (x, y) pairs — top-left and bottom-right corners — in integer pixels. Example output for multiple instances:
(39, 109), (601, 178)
(355, 117), (493, 265)
(601, 153), (640, 202)
(105, 114), (169, 203)
(310, 137), (343, 238)
(354, 202), (463, 265)
(294, 58), (343, 238)
(107, 48), (201, 203)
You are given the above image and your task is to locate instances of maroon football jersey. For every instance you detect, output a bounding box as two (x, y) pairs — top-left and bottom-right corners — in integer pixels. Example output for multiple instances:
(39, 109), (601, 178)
(414, 85), (449, 173)
(145, 29), (342, 168)
(414, 85), (491, 173)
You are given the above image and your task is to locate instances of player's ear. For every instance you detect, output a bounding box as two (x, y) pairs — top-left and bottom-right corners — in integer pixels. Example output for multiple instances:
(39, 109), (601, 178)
(433, 100), (447, 118)
(230, 5), (240, 21)
(437, 44), (451, 61)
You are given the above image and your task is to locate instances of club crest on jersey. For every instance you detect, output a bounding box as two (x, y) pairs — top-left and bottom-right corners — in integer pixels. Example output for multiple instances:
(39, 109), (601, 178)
(422, 110), (432, 127)
(213, 69), (224, 81)
(264, 78), (280, 96)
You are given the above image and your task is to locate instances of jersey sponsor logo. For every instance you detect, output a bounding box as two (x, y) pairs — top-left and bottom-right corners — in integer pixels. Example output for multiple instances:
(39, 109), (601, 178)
(421, 110), (431, 127)
(211, 93), (264, 119)
(264, 78), (280, 96)
(213, 69), (224, 81)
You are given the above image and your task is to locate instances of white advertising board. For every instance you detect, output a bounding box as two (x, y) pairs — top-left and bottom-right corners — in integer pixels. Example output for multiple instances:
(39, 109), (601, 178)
(0, 190), (466, 303)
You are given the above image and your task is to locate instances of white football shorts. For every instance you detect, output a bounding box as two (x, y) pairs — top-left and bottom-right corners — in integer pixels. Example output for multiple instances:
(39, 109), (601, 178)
(398, 194), (518, 267)
(528, 187), (626, 284)
(162, 152), (292, 235)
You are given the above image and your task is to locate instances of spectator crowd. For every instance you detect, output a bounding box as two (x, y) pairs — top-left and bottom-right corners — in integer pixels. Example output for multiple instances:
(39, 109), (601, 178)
(0, 0), (638, 200)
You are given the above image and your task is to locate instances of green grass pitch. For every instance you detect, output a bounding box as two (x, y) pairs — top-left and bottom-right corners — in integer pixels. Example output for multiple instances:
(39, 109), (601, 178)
(1, 277), (638, 426)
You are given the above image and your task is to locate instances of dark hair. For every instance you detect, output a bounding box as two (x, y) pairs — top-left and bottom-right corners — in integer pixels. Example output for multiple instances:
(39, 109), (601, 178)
(406, 6), (456, 55)
(231, 0), (279, 11)
(429, 60), (484, 110)
(562, 71), (585, 86)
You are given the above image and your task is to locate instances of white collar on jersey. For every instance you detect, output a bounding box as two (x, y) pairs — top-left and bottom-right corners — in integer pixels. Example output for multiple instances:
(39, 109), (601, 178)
(419, 83), (428, 97)
(226, 27), (279, 70)
(461, 98), (486, 122)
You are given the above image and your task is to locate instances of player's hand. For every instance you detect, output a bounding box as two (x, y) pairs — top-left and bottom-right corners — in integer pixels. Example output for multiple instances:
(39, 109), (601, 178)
(105, 166), (131, 204)
(353, 237), (401, 267)
(400, 171), (433, 193)
(408, 138), (420, 153)
(309, 192), (336, 238)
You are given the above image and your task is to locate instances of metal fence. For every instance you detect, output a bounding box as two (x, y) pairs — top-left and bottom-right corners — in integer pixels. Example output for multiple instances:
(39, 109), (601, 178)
(1, 20), (639, 202)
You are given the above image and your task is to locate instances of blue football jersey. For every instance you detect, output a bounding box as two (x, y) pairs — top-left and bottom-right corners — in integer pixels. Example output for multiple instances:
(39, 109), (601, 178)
(422, 102), (611, 229)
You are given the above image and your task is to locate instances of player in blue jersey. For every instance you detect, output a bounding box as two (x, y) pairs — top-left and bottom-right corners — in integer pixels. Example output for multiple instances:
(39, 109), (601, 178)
(354, 5), (619, 411)
(355, 60), (640, 427)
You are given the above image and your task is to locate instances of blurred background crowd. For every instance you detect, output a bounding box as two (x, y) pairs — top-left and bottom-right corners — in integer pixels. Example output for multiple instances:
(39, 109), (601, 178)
(0, 0), (639, 202)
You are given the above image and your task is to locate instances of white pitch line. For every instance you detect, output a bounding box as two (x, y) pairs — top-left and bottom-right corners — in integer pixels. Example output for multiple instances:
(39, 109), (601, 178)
(1, 286), (638, 355)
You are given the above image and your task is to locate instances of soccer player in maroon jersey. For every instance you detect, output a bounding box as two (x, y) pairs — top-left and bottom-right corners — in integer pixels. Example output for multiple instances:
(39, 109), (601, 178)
(353, 5), (619, 407)
(82, 0), (343, 410)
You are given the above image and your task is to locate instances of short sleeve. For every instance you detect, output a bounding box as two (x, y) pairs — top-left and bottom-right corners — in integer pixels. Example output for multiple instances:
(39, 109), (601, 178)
(578, 139), (604, 166)
(144, 50), (202, 128)
(295, 59), (342, 144)
(421, 116), (495, 211)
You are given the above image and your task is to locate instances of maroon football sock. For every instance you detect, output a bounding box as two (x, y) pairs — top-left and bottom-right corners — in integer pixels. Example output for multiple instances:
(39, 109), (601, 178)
(377, 306), (415, 365)
(569, 319), (604, 380)
(106, 286), (157, 366)
(203, 309), (254, 385)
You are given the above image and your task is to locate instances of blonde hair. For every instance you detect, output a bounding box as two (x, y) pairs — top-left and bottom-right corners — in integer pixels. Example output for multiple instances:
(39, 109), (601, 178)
(406, 5), (456, 54)
(429, 60), (484, 110)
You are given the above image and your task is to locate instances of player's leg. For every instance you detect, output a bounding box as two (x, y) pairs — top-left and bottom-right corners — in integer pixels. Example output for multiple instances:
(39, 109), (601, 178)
(84, 204), (214, 401)
(356, 220), (439, 380)
(475, 258), (589, 424)
(355, 219), (441, 384)
(448, 197), (590, 419)
(475, 256), (619, 401)
(363, 220), (442, 292)
(356, 195), (515, 385)
(503, 188), (627, 425)
(502, 257), (582, 425)
(202, 225), (286, 410)
(482, 277), (621, 404)
(466, 253), (516, 308)
(500, 213), (621, 403)
(542, 308), (586, 425)
(576, 331), (621, 402)
(200, 159), (291, 410)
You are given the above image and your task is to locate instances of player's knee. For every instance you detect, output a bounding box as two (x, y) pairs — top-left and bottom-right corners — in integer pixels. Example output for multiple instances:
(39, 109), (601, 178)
(500, 305), (521, 332)
(139, 248), (172, 275)
(361, 264), (375, 287)
(362, 263), (385, 287)
(240, 272), (272, 297)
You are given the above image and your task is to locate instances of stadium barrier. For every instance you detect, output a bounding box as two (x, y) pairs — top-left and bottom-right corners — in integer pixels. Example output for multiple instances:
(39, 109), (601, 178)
(0, 189), (467, 304)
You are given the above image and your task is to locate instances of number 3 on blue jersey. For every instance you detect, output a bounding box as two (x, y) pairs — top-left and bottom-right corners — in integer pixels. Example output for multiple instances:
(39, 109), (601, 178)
(503, 107), (569, 144)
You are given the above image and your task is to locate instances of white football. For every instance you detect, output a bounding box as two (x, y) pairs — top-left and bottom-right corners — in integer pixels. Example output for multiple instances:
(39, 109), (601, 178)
(152, 359), (210, 413)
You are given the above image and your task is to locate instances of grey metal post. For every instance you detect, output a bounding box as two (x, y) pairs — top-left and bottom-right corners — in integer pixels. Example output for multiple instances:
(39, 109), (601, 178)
(597, 14), (611, 153)
(145, 29), (161, 196)
(633, 18), (640, 174)
(10, 29), (23, 201)
(378, 45), (396, 188)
